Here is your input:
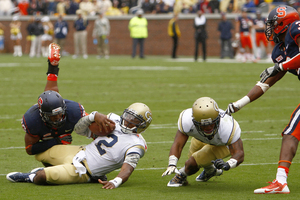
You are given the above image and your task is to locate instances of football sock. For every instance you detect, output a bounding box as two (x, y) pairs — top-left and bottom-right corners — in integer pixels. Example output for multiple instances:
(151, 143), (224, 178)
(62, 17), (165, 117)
(276, 167), (288, 184)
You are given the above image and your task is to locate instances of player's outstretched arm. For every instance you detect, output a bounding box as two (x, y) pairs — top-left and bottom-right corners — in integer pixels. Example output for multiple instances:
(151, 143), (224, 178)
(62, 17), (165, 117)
(162, 130), (188, 177)
(99, 163), (134, 189)
(225, 71), (286, 115)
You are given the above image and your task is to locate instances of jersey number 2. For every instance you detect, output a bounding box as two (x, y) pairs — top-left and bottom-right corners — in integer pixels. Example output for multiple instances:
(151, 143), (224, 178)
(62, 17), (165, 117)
(95, 134), (118, 155)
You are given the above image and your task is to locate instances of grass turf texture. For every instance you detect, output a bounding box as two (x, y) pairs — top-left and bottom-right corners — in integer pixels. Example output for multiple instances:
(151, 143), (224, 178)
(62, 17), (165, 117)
(1, 54), (300, 199)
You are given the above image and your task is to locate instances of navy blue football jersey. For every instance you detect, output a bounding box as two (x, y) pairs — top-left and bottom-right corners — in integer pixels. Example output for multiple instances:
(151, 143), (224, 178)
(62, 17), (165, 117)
(271, 21), (300, 79)
(21, 99), (86, 140)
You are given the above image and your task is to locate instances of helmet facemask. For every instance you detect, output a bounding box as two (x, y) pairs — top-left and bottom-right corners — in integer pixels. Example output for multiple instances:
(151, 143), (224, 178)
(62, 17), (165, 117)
(192, 115), (220, 140)
(265, 17), (288, 43)
(120, 109), (147, 134)
(40, 106), (66, 128)
(38, 90), (67, 128)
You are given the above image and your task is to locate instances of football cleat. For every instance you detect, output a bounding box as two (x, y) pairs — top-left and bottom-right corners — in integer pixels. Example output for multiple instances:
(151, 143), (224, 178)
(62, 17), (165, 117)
(48, 43), (61, 66)
(6, 172), (33, 183)
(195, 168), (223, 182)
(254, 179), (290, 194)
(167, 173), (188, 187)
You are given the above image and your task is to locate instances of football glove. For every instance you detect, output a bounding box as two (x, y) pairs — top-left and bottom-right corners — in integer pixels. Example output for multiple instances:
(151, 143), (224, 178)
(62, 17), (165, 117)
(260, 63), (282, 83)
(212, 159), (230, 171)
(162, 165), (180, 177)
(55, 134), (72, 145)
(225, 103), (238, 115)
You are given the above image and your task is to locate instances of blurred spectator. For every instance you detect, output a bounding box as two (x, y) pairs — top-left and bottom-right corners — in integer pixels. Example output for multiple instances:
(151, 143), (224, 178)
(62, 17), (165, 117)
(242, 0), (256, 13)
(54, 15), (69, 56)
(0, 0), (14, 15)
(168, 13), (181, 58)
(25, 16), (35, 54)
(220, 0), (231, 13)
(79, 0), (94, 16)
(18, 0), (29, 15)
(10, 15), (23, 57)
(41, 16), (54, 57)
(253, 9), (271, 61)
(73, 9), (89, 59)
(0, 22), (4, 53)
(66, 0), (79, 15)
(209, 0), (220, 13)
(106, 0), (123, 15)
(194, 10), (207, 61)
(142, 0), (156, 14)
(47, 0), (57, 15)
(235, 7), (255, 62)
(128, 9), (148, 58)
(27, 0), (38, 15)
(227, 1), (234, 13)
(218, 12), (234, 59)
(197, 0), (212, 13)
(56, 0), (67, 15)
(28, 17), (44, 57)
(36, 0), (47, 14)
(101, 0), (113, 14)
(92, 12), (110, 59)
(233, 0), (246, 13)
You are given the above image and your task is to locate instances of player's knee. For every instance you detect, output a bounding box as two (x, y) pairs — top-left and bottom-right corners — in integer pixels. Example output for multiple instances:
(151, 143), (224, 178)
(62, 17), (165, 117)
(184, 156), (199, 175)
(33, 170), (47, 185)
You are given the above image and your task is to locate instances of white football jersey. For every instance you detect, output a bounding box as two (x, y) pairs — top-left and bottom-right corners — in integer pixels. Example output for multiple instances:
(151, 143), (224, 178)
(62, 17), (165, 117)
(85, 113), (147, 176)
(178, 108), (241, 146)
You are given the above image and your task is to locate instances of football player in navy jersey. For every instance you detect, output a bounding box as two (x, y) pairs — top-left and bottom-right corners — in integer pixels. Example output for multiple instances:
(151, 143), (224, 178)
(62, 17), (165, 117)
(225, 5), (300, 194)
(22, 43), (115, 166)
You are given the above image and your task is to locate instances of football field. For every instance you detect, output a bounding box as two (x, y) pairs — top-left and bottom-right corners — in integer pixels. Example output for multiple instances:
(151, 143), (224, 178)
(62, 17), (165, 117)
(1, 54), (300, 199)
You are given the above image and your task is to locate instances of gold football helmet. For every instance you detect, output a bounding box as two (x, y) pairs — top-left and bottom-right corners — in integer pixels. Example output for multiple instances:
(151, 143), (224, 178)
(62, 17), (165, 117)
(120, 103), (152, 134)
(192, 97), (220, 140)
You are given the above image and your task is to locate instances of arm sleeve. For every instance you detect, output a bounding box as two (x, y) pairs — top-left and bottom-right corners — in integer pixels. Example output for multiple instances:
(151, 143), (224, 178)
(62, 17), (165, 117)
(74, 115), (92, 138)
(281, 53), (300, 71)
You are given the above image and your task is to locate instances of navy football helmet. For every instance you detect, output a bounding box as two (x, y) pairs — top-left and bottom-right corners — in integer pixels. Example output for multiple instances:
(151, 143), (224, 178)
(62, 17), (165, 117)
(38, 90), (67, 128)
(265, 5), (300, 43)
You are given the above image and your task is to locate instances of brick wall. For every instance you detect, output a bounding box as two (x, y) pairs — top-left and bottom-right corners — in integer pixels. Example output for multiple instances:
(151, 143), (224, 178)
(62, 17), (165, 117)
(0, 14), (238, 57)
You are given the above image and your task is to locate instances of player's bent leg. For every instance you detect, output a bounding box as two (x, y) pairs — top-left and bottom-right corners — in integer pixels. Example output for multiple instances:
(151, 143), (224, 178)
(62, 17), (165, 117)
(35, 145), (82, 166)
(184, 156), (200, 176)
(44, 164), (90, 185)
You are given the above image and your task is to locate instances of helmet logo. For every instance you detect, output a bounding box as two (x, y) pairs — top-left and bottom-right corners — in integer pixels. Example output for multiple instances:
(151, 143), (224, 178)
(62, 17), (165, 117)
(38, 97), (43, 108)
(145, 111), (152, 123)
(276, 7), (286, 18)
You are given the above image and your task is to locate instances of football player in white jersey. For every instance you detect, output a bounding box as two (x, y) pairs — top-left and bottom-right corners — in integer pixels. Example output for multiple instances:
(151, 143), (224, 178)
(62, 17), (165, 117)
(6, 103), (152, 189)
(162, 97), (244, 187)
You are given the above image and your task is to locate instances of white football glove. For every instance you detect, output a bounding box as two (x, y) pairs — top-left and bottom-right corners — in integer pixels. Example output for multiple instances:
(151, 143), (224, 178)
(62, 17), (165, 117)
(225, 103), (238, 115)
(260, 63), (282, 83)
(162, 165), (180, 177)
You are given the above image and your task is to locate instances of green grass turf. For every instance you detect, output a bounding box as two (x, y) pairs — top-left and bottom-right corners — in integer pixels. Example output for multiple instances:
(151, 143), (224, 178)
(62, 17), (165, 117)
(1, 54), (300, 199)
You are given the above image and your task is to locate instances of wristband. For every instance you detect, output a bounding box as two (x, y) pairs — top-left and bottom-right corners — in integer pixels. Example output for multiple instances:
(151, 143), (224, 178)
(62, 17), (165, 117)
(168, 155), (178, 166)
(227, 158), (238, 169)
(47, 74), (57, 81)
(88, 111), (97, 122)
(109, 177), (122, 188)
(233, 96), (250, 110)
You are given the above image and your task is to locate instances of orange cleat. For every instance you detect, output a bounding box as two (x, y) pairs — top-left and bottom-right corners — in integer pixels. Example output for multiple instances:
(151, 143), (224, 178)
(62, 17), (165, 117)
(254, 179), (290, 194)
(48, 43), (61, 66)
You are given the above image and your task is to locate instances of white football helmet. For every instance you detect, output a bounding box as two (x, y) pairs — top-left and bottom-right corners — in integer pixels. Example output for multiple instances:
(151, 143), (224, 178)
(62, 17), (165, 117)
(120, 103), (152, 134)
(192, 97), (220, 140)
